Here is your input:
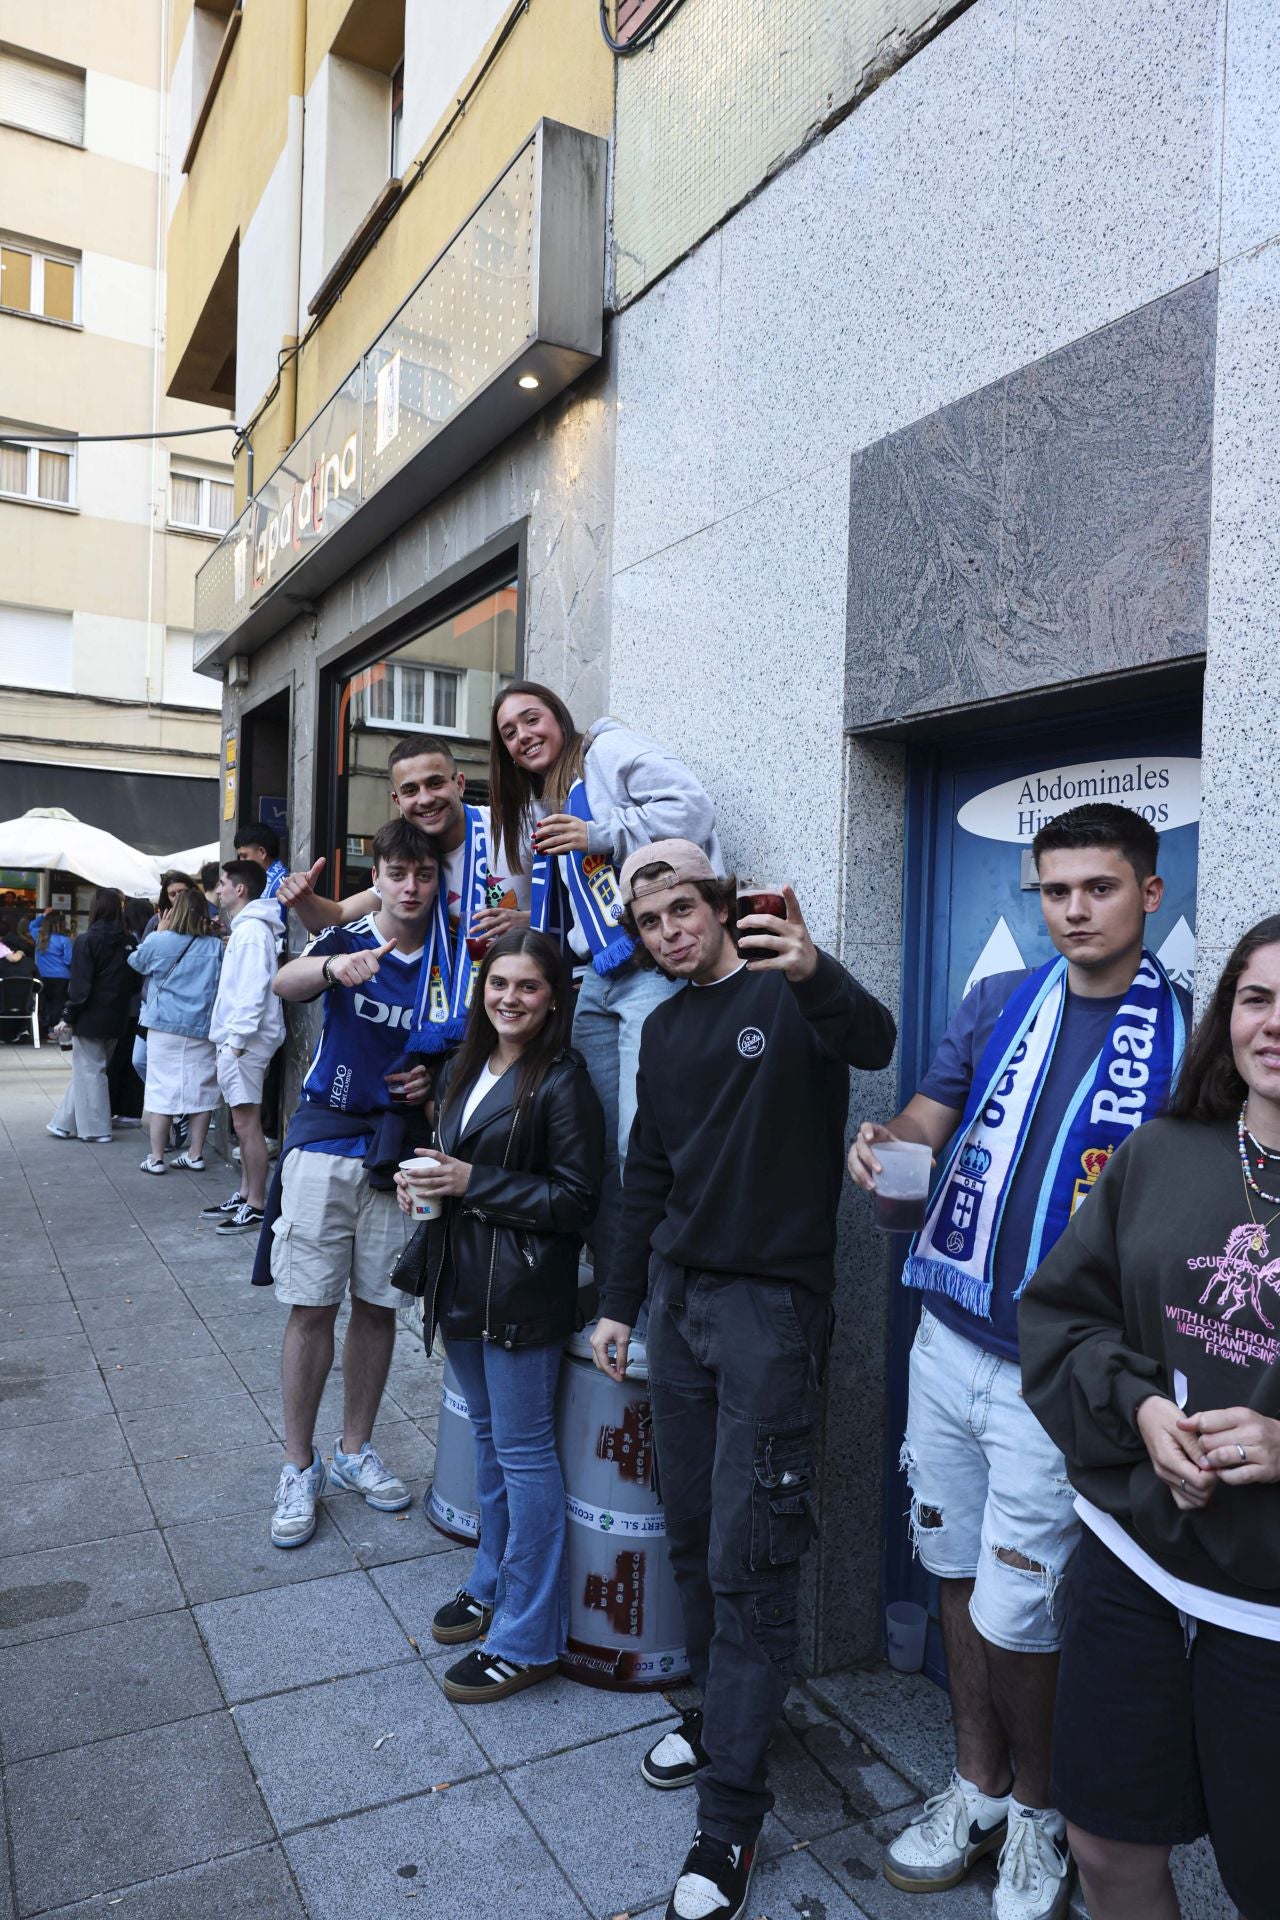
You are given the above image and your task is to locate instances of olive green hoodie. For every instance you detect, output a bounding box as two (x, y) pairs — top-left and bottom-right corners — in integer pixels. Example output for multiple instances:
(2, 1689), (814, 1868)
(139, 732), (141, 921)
(1019, 1116), (1280, 1602)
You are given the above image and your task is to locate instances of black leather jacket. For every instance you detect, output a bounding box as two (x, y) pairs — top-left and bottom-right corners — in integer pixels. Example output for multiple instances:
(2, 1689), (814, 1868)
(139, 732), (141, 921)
(65, 923), (135, 1039)
(401, 1046), (604, 1350)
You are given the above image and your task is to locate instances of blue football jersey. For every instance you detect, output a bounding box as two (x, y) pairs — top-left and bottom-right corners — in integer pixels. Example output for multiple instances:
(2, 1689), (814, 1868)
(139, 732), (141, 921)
(300, 916), (425, 1116)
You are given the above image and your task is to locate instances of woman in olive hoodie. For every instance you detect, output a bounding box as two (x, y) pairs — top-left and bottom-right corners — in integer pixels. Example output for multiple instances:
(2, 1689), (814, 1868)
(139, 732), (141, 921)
(1019, 915), (1280, 1920)
(47, 890), (136, 1143)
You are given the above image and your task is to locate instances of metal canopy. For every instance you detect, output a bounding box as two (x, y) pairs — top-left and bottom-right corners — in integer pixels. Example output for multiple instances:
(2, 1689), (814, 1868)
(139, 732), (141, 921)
(194, 119), (607, 674)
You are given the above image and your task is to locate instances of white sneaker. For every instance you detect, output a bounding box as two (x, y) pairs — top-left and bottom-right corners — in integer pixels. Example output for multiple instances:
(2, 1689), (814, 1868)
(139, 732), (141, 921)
(328, 1437), (410, 1511)
(139, 1155), (166, 1176)
(993, 1805), (1071, 1920)
(883, 1771), (1009, 1892)
(271, 1447), (326, 1548)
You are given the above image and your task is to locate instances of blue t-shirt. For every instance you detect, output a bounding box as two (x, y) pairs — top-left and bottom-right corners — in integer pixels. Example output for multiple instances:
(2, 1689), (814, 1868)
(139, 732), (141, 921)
(35, 935), (72, 979)
(297, 916), (425, 1158)
(919, 968), (1189, 1361)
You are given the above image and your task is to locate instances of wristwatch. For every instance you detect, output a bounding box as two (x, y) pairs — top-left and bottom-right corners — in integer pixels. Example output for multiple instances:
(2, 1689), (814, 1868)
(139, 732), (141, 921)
(322, 956), (337, 989)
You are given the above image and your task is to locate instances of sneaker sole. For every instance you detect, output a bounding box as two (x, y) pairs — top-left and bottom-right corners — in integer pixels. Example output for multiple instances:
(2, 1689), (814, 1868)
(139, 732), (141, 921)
(442, 1662), (556, 1703)
(215, 1220), (263, 1235)
(883, 1822), (1007, 1894)
(641, 1757), (706, 1790)
(271, 1520), (317, 1550)
(430, 1612), (493, 1646)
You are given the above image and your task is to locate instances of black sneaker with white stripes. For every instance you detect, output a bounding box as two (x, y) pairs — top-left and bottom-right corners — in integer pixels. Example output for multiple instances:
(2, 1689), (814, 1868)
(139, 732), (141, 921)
(200, 1190), (243, 1220)
(440, 1647), (557, 1703)
(642, 1708), (709, 1789)
(431, 1589), (494, 1645)
(664, 1831), (755, 1920)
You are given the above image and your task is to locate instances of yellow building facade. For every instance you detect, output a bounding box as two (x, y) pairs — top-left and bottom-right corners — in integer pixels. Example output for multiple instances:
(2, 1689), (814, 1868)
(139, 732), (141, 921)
(0, 0), (232, 872)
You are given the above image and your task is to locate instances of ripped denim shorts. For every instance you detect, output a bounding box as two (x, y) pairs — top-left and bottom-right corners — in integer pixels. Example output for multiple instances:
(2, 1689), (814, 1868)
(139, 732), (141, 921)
(901, 1310), (1080, 1654)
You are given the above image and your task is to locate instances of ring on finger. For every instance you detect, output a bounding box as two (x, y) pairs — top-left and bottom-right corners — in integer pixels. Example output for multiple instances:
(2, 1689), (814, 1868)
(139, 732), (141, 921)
(1237, 1443), (1247, 1463)
(1179, 1477), (1187, 1493)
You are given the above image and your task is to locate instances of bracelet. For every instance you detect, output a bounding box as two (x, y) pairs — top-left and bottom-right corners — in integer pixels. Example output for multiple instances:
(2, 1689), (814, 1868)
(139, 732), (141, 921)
(322, 956), (337, 989)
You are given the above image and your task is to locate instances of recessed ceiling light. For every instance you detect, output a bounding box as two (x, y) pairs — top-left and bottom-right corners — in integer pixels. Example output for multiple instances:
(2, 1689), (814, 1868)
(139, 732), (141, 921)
(516, 373), (541, 390)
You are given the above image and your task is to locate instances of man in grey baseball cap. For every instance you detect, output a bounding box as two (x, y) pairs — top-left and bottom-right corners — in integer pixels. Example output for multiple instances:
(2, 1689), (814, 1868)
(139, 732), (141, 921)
(592, 842), (896, 1920)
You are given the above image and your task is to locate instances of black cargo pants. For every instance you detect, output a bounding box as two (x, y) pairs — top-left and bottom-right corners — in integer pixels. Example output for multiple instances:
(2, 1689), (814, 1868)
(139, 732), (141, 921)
(646, 1255), (832, 1845)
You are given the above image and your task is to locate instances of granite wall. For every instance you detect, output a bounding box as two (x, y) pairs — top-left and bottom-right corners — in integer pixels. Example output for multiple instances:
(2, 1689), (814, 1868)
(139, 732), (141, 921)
(607, 0), (1277, 1696)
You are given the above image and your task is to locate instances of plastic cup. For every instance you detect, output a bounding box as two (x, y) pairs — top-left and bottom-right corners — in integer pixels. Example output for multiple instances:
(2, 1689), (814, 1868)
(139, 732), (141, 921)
(399, 1154), (443, 1220)
(872, 1140), (933, 1233)
(737, 884), (786, 920)
(885, 1600), (928, 1673)
(465, 934), (491, 962)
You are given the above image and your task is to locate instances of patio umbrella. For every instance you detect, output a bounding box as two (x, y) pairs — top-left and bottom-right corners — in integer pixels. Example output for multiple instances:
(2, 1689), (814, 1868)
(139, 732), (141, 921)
(159, 841), (221, 877)
(0, 810), (162, 896)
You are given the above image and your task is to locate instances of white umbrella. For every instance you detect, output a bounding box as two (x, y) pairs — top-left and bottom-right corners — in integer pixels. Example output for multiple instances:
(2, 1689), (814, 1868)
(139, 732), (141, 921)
(0, 810), (162, 896)
(159, 841), (220, 877)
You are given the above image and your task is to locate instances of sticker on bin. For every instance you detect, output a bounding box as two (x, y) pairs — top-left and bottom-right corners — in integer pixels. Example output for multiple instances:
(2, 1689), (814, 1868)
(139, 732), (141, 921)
(427, 1488), (480, 1535)
(442, 1384), (470, 1420)
(565, 1493), (667, 1537)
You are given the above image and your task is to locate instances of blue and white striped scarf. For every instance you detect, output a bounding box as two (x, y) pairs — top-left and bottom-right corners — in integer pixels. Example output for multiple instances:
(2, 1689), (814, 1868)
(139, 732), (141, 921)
(406, 805), (492, 1054)
(903, 950), (1184, 1318)
(530, 779), (634, 976)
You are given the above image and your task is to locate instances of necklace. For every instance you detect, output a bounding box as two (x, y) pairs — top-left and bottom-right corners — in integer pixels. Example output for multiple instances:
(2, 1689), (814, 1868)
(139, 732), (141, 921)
(1238, 1106), (1280, 1244)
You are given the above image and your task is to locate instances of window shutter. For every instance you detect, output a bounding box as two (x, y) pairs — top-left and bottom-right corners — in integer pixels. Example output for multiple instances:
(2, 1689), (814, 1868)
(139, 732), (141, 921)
(0, 49), (86, 145)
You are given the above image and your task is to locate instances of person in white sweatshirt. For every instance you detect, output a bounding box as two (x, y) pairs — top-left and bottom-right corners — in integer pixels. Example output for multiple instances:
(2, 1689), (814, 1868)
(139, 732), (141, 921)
(203, 859), (286, 1234)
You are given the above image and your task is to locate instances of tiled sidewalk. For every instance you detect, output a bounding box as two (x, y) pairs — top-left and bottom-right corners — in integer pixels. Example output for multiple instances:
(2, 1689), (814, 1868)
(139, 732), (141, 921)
(0, 1047), (1232, 1918)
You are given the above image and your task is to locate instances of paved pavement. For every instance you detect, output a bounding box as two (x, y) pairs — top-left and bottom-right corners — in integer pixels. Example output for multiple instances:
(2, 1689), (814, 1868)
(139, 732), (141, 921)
(0, 1046), (1233, 1918)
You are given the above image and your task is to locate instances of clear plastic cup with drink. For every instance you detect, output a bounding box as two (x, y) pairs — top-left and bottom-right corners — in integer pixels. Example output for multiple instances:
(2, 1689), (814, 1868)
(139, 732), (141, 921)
(736, 877), (787, 920)
(872, 1140), (933, 1233)
(399, 1153), (443, 1220)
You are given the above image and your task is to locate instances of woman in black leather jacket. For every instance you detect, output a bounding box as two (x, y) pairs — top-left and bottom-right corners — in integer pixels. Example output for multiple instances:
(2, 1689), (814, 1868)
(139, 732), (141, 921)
(395, 930), (603, 1703)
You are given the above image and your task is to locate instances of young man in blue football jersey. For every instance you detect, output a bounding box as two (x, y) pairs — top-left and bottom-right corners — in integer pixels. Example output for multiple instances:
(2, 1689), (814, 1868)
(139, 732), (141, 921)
(262, 818), (440, 1550)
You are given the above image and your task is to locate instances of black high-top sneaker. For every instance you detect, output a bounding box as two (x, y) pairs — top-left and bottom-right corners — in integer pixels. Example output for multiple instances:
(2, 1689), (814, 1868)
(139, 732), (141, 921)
(642, 1708), (709, 1789)
(664, 1830), (755, 1920)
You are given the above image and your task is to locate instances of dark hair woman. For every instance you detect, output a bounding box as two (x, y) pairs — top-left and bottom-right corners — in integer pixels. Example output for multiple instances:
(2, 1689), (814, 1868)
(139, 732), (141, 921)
(393, 929), (604, 1705)
(47, 890), (135, 1143)
(1019, 917), (1280, 1920)
(488, 680), (720, 1307)
(33, 908), (73, 1033)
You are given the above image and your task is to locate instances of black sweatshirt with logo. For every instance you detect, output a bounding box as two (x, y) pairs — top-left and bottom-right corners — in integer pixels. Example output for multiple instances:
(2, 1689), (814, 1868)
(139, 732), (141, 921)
(1020, 1117), (1280, 1601)
(599, 953), (896, 1324)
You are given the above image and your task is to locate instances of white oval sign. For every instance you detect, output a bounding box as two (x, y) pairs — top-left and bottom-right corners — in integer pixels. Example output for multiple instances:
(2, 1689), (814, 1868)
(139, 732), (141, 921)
(957, 756), (1201, 845)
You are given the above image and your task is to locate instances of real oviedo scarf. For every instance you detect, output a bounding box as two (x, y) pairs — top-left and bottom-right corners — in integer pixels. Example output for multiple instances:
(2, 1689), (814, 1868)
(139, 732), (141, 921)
(405, 805), (502, 1054)
(530, 779), (635, 976)
(902, 950), (1185, 1319)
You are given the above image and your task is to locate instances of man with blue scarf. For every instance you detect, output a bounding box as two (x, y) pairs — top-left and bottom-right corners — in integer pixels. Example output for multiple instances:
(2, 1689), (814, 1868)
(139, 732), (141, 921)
(850, 805), (1190, 1920)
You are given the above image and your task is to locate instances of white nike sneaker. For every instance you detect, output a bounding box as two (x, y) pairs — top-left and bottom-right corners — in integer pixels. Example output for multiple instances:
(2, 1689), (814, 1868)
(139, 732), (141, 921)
(271, 1447), (326, 1548)
(993, 1804), (1071, 1920)
(883, 1770), (1010, 1892)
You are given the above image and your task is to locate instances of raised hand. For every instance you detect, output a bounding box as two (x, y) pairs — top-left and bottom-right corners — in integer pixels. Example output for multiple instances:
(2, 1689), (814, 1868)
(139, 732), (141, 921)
(532, 813), (590, 857)
(279, 858), (325, 907)
(738, 883), (817, 982)
(327, 938), (395, 988)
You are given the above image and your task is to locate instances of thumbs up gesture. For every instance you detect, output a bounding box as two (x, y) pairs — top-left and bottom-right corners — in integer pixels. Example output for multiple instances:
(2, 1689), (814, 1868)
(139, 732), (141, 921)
(279, 857), (325, 907)
(327, 938), (396, 988)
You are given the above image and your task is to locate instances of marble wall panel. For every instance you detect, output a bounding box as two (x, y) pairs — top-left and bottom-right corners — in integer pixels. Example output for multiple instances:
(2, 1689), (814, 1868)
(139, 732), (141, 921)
(1196, 241), (1280, 962)
(1004, 0), (1224, 366)
(1220, 0), (1280, 260)
(846, 274), (1217, 728)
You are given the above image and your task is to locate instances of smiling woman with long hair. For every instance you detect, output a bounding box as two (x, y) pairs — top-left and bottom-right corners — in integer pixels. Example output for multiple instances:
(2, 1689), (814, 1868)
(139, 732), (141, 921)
(393, 929), (604, 1704)
(1019, 916), (1280, 1920)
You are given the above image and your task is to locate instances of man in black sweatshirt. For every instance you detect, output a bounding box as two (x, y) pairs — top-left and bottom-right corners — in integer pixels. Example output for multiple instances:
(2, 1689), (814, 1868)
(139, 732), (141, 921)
(591, 839), (896, 1920)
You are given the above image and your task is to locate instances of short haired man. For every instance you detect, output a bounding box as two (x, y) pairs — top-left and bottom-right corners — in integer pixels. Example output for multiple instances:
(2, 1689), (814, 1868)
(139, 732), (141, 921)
(234, 822), (286, 897)
(279, 734), (528, 1053)
(591, 841), (896, 1920)
(202, 860), (285, 1235)
(848, 804), (1189, 1920)
(257, 818), (439, 1550)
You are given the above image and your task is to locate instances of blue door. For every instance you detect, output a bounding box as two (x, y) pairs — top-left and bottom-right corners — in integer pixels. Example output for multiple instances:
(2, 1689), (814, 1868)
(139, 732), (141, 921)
(882, 697), (1202, 1683)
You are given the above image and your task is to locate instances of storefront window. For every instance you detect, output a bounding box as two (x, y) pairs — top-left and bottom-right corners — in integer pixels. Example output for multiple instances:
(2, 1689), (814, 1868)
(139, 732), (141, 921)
(332, 579), (517, 897)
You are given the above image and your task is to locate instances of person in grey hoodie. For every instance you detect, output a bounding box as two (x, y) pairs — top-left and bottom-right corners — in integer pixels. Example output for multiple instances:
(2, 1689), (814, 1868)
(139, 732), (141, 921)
(489, 682), (723, 1299)
(204, 859), (286, 1234)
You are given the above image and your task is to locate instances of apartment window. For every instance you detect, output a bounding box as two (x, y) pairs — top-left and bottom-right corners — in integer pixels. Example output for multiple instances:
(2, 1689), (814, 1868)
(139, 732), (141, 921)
(170, 464), (234, 535)
(0, 603), (73, 691)
(0, 237), (79, 322)
(390, 60), (404, 175)
(361, 661), (461, 732)
(0, 46), (85, 146)
(0, 425), (75, 507)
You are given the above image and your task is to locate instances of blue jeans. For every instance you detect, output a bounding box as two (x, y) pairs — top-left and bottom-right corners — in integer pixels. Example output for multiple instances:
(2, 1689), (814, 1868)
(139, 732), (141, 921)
(573, 963), (682, 1291)
(444, 1336), (567, 1665)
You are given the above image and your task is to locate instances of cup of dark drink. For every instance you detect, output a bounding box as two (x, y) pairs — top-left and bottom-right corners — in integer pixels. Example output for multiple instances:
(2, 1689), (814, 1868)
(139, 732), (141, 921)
(872, 1140), (933, 1233)
(466, 932), (491, 962)
(737, 882), (786, 920)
